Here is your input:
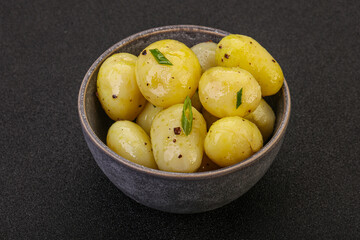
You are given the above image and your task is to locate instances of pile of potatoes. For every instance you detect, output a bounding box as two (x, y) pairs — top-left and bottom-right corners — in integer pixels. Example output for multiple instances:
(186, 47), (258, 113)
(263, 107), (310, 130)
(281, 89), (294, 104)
(97, 34), (284, 173)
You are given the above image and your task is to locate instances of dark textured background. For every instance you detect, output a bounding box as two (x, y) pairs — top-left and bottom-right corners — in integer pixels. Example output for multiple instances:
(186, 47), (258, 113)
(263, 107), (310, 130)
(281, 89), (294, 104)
(1, 0), (359, 239)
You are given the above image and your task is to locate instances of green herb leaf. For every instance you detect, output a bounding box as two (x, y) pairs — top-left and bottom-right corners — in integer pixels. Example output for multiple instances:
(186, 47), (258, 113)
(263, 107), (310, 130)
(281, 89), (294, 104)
(181, 96), (193, 136)
(149, 48), (173, 65)
(236, 88), (243, 109)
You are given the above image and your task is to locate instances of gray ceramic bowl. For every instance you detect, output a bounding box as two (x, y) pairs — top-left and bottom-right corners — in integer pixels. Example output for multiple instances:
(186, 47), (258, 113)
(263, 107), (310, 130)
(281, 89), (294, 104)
(78, 25), (291, 214)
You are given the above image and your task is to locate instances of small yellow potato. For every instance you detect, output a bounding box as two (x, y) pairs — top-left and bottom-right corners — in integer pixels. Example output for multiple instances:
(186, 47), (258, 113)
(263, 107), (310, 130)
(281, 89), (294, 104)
(199, 67), (261, 118)
(201, 108), (219, 131)
(106, 121), (157, 169)
(245, 99), (275, 142)
(136, 101), (163, 135)
(97, 53), (146, 121)
(191, 41), (217, 72)
(136, 39), (202, 107)
(150, 104), (207, 173)
(216, 34), (284, 96)
(204, 116), (263, 167)
(197, 154), (221, 172)
(191, 90), (202, 112)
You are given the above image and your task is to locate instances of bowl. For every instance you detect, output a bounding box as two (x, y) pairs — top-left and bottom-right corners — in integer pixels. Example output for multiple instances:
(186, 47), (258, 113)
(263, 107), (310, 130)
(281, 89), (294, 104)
(78, 25), (291, 214)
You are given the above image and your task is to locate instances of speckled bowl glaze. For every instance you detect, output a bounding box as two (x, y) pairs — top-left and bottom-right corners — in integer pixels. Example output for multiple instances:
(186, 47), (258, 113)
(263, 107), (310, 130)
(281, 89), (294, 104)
(78, 25), (291, 214)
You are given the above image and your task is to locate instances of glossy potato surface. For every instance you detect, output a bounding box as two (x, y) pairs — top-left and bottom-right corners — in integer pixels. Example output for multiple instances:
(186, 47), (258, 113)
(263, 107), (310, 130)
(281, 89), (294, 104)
(199, 67), (261, 118)
(107, 121), (157, 169)
(216, 34), (284, 96)
(204, 116), (263, 167)
(245, 99), (275, 142)
(136, 101), (163, 135)
(191, 42), (217, 72)
(150, 104), (207, 173)
(136, 40), (202, 107)
(97, 53), (146, 121)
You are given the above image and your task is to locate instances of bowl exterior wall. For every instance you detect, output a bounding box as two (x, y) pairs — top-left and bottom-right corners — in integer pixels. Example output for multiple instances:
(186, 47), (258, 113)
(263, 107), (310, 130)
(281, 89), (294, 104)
(82, 124), (284, 213)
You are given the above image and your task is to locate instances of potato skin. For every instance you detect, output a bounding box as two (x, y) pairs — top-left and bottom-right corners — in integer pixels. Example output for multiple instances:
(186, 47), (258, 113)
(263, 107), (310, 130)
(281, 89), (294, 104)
(204, 116), (263, 167)
(245, 99), (275, 142)
(199, 67), (261, 118)
(216, 34), (284, 96)
(150, 104), (207, 173)
(97, 53), (146, 121)
(107, 121), (157, 169)
(136, 101), (163, 135)
(136, 39), (202, 107)
(191, 42), (217, 72)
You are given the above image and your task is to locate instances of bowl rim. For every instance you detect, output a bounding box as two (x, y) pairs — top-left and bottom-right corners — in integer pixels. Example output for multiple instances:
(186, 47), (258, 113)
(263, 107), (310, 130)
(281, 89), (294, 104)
(78, 24), (291, 180)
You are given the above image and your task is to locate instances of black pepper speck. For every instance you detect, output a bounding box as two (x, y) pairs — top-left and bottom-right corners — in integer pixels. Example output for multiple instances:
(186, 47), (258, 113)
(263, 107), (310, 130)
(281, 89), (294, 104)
(174, 127), (181, 135)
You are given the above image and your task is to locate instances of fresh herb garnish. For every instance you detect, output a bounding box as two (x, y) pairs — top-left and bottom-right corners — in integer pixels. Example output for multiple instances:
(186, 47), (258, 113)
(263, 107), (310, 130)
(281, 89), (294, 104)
(181, 96), (193, 136)
(236, 88), (243, 109)
(149, 48), (173, 65)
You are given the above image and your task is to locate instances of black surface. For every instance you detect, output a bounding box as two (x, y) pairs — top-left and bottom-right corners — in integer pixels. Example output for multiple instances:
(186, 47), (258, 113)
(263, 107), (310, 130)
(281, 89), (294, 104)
(1, 0), (359, 239)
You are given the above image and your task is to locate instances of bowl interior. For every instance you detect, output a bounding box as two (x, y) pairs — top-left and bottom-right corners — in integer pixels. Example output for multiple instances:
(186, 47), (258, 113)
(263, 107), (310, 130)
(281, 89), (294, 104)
(81, 25), (288, 171)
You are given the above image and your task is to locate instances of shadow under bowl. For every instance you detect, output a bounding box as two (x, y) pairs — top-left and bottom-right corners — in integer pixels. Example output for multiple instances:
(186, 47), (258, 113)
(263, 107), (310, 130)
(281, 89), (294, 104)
(78, 25), (291, 214)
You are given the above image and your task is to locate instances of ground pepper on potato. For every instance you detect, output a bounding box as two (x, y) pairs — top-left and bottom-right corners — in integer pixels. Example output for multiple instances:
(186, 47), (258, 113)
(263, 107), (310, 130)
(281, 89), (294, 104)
(215, 34), (284, 96)
(96, 53), (146, 121)
(96, 35), (282, 173)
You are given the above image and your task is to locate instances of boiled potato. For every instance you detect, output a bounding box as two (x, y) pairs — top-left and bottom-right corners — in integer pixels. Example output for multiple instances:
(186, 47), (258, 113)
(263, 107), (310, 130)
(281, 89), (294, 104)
(191, 90), (202, 112)
(97, 53), (146, 121)
(136, 39), (202, 107)
(107, 121), (157, 169)
(150, 104), (207, 173)
(204, 116), (263, 167)
(199, 67), (261, 118)
(191, 41), (217, 72)
(245, 99), (275, 142)
(136, 101), (163, 135)
(202, 108), (219, 131)
(216, 34), (284, 96)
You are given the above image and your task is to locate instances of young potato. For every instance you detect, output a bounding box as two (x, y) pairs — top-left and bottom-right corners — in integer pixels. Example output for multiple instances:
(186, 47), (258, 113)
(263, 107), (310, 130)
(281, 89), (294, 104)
(191, 41), (217, 72)
(136, 39), (202, 108)
(97, 53), (146, 121)
(201, 108), (219, 131)
(204, 116), (263, 167)
(136, 101), (163, 135)
(245, 99), (275, 142)
(199, 67), (261, 118)
(107, 121), (157, 169)
(215, 34), (284, 96)
(150, 104), (207, 173)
